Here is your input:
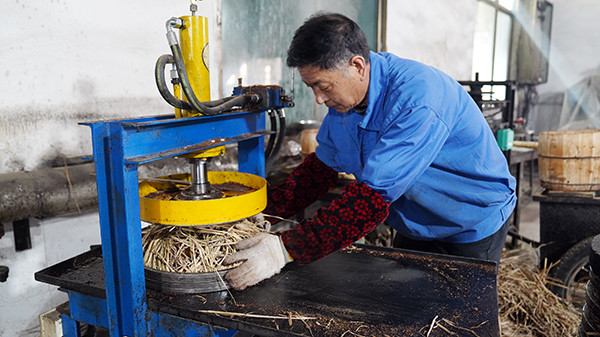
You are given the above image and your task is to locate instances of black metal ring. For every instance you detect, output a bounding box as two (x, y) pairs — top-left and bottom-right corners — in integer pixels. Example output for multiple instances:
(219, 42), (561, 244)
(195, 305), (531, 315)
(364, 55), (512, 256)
(145, 267), (230, 294)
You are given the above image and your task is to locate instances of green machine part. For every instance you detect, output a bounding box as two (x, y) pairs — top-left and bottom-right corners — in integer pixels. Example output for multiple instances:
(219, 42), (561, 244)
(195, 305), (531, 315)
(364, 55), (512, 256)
(496, 128), (515, 151)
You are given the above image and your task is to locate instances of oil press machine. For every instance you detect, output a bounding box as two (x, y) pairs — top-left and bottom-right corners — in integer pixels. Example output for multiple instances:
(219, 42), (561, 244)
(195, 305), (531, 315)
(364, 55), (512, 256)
(36, 3), (504, 336)
(36, 3), (292, 336)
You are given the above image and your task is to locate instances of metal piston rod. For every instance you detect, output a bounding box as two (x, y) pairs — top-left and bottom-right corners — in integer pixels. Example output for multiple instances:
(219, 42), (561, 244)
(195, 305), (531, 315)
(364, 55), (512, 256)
(179, 158), (223, 200)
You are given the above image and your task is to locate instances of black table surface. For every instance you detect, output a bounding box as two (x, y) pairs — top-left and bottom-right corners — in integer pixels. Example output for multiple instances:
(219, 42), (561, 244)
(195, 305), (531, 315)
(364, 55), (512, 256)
(36, 244), (499, 336)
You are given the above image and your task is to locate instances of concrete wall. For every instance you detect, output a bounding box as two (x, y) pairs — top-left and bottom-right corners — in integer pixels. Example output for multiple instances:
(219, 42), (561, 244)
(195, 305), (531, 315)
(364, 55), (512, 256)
(0, 0), (220, 174)
(0, 1), (219, 336)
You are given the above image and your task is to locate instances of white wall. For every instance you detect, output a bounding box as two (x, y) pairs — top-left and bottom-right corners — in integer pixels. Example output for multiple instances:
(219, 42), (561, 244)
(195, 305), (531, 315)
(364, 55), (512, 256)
(0, 212), (101, 337)
(385, 0), (477, 80)
(0, 0), (220, 174)
(0, 1), (220, 335)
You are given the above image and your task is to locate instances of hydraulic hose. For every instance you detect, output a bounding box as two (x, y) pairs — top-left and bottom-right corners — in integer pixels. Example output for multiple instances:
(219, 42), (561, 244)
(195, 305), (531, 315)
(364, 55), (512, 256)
(155, 54), (249, 113)
(264, 110), (278, 160)
(169, 39), (259, 115)
(155, 52), (258, 114)
(266, 108), (286, 173)
(202, 96), (238, 107)
(155, 54), (194, 111)
(163, 17), (261, 115)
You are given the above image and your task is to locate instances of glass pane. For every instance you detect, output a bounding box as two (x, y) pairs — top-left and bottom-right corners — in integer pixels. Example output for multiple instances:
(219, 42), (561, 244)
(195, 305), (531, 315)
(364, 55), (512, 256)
(492, 11), (512, 99)
(482, 85), (493, 101)
(498, 0), (515, 11)
(472, 2), (496, 81)
(221, 0), (378, 124)
(491, 85), (506, 101)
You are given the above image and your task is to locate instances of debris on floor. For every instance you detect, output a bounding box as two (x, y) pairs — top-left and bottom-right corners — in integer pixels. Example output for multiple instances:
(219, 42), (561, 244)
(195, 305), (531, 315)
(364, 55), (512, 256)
(498, 246), (580, 336)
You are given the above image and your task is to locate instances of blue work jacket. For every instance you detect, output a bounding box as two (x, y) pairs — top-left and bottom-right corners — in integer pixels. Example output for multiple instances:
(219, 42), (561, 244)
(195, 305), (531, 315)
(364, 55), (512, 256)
(315, 52), (517, 243)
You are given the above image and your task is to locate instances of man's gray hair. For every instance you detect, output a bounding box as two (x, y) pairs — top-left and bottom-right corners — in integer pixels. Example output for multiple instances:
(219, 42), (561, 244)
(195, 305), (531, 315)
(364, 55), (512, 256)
(287, 12), (370, 70)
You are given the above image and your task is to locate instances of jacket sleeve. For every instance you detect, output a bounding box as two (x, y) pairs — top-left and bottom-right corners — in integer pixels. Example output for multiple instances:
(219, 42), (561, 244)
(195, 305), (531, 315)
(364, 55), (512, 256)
(281, 181), (389, 264)
(362, 106), (450, 202)
(263, 152), (339, 221)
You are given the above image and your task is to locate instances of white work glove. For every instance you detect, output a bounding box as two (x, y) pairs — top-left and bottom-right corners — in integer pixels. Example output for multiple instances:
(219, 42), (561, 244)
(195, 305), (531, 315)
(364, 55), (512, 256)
(224, 232), (292, 290)
(248, 213), (271, 231)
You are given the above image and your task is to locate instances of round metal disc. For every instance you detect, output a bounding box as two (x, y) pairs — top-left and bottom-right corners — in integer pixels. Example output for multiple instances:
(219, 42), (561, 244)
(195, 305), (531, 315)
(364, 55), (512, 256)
(139, 171), (267, 226)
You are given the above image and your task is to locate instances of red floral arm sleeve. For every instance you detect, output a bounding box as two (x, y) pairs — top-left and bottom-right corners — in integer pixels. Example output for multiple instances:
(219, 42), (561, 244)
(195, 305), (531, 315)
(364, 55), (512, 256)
(281, 182), (390, 264)
(263, 152), (338, 220)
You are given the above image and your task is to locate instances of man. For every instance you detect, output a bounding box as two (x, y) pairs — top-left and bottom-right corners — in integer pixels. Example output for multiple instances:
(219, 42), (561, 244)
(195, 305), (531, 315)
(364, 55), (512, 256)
(224, 13), (516, 290)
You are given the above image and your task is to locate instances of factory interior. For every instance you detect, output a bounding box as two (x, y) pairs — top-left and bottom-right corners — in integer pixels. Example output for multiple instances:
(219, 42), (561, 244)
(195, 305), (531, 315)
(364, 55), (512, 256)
(1, 0), (599, 336)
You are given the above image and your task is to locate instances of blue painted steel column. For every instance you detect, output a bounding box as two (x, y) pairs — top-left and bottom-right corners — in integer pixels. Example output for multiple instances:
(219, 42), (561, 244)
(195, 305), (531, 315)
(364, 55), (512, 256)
(67, 291), (110, 329)
(61, 315), (81, 337)
(91, 122), (147, 336)
(238, 137), (265, 177)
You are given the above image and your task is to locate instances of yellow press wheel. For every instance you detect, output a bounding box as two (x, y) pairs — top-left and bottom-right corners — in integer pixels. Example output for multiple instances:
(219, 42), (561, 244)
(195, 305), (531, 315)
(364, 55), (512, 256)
(139, 171), (266, 226)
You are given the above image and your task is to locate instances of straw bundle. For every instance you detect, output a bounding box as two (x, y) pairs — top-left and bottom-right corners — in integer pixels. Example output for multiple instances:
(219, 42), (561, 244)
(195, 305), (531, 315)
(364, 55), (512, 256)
(142, 218), (265, 273)
(498, 247), (580, 336)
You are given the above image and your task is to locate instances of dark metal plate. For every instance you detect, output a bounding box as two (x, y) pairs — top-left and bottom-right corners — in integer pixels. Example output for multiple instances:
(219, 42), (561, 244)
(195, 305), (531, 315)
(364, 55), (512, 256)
(36, 244), (500, 336)
(34, 247), (106, 299)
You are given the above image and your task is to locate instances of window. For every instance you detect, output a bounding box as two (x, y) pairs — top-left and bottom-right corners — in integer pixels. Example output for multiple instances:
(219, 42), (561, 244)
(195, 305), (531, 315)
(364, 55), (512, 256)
(221, 0), (380, 124)
(472, 0), (553, 101)
(472, 0), (515, 101)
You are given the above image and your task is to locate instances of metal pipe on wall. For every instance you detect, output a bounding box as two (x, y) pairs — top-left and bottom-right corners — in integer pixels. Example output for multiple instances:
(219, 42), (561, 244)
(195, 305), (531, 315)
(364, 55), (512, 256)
(0, 163), (98, 223)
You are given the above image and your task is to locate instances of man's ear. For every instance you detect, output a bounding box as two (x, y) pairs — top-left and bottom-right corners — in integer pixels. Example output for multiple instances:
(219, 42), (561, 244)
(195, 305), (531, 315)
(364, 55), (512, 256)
(350, 56), (367, 78)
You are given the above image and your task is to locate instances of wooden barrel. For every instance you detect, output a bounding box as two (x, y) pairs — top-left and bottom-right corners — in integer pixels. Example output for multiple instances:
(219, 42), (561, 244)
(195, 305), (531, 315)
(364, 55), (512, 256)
(300, 129), (319, 157)
(538, 129), (600, 191)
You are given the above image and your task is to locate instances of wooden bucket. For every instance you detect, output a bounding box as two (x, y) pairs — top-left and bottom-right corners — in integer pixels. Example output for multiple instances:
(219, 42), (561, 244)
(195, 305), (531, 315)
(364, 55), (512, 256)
(300, 129), (319, 158)
(538, 129), (600, 191)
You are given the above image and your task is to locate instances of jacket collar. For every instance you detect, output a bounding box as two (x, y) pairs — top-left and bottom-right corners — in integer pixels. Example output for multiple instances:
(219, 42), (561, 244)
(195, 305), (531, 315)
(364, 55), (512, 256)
(358, 51), (389, 131)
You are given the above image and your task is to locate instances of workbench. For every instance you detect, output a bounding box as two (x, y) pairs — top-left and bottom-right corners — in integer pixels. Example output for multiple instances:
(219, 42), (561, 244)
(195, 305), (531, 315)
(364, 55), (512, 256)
(36, 243), (500, 336)
(508, 146), (538, 246)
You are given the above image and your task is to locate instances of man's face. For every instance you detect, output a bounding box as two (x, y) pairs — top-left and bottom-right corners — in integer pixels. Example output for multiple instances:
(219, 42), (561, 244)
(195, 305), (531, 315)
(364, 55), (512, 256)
(298, 57), (369, 113)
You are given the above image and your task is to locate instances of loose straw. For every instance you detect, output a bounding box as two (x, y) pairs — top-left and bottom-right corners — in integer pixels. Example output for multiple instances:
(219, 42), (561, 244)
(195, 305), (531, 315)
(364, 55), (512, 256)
(142, 218), (265, 273)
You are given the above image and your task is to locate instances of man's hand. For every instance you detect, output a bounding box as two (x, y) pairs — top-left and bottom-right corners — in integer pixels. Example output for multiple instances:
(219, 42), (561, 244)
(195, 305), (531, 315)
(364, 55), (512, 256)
(224, 232), (292, 290)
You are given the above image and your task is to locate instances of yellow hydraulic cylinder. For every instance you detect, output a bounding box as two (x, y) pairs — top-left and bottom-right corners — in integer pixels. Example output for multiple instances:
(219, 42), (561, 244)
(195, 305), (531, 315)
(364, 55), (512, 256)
(173, 82), (183, 118)
(175, 15), (210, 117)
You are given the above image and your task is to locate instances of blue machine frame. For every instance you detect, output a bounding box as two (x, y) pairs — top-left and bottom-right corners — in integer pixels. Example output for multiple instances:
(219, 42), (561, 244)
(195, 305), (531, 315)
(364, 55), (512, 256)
(62, 110), (267, 336)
